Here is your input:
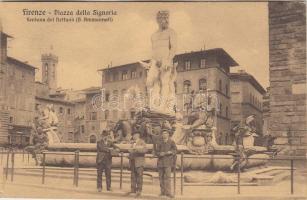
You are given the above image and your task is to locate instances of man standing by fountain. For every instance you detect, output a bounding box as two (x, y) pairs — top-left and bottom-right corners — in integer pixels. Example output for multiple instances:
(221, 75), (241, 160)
(96, 130), (116, 192)
(127, 132), (147, 197)
(156, 129), (177, 198)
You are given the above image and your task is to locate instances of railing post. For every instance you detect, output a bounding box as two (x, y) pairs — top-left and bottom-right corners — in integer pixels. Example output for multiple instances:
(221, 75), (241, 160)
(290, 159), (294, 194)
(73, 152), (76, 186)
(120, 152), (123, 190)
(27, 151), (30, 164)
(22, 148), (25, 162)
(180, 152), (184, 196)
(237, 154), (241, 195)
(74, 150), (80, 187)
(5, 149), (10, 180)
(11, 150), (15, 182)
(42, 153), (46, 184)
(173, 163), (176, 196)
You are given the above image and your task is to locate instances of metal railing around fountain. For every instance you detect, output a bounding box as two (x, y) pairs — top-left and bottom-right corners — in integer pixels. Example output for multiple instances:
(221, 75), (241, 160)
(1, 148), (306, 197)
(178, 153), (305, 196)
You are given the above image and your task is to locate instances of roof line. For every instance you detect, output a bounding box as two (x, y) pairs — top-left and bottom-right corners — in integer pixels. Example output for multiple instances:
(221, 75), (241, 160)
(230, 72), (266, 94)
(35, 96), (75, 105)
(7, 56), (38, 70)
(98, 48), (238, 71)
(98, 60), (149, 72)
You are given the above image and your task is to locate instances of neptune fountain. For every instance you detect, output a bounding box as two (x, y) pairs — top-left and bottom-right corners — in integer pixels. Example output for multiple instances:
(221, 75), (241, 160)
(27, 10), (271, 173)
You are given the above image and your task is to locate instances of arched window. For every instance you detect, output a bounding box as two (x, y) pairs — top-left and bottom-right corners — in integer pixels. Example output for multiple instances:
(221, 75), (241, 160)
(199, 79), (207, 91)
(89, 135), (96, 143)
(183, 80), (191, 93)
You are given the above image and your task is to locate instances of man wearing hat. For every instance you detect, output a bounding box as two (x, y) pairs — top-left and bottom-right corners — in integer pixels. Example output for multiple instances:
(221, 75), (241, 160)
(96, 130), (117, 192)
(155, 129), (177, 198)
(127, 131), (147, 197)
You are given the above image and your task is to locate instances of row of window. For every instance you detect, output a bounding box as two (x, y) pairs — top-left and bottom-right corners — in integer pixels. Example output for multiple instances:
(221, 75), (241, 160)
(182, 79), (207, 93)
(8, 67), (35, 79)
(88, 110), (136, 121)
(106, 69), (142, 82)
(35, 104), (71, 115)
(106, 58), (207, 82)
(182, 79), (229, 96)
(181, 58), (206, 71)
(104, 89), (143, 102)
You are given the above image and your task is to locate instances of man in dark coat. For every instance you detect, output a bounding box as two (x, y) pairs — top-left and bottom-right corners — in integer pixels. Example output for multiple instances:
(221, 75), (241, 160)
(155, 129), (177, 198)
(96, 130), (117, 192)
(127, 132), (147, 197)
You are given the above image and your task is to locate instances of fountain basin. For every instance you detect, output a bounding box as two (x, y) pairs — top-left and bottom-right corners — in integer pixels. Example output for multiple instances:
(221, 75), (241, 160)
(45, 143), (269, 171)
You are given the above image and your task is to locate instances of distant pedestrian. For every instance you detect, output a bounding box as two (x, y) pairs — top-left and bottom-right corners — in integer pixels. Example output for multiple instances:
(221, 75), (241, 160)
(96, 130), (117, 192)
(127, 132), (147, 197)
(156, 129), (177, 198)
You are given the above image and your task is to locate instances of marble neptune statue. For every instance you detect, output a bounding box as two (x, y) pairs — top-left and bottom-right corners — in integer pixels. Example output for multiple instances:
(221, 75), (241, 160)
(140, 10), (177, 115)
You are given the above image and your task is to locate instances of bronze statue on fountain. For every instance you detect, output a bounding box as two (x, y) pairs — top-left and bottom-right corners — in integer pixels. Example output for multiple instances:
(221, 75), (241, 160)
(25, 104), (61, 165)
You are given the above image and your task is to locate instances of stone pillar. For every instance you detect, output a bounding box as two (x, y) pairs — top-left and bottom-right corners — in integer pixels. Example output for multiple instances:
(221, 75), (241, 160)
(269, 2), (306, 155)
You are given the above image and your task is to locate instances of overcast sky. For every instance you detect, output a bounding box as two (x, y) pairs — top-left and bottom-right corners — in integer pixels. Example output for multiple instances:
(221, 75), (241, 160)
(0, 2), (269, 90)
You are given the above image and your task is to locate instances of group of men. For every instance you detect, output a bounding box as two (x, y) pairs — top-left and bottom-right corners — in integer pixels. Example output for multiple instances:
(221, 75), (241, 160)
(96, 129), (177, 198)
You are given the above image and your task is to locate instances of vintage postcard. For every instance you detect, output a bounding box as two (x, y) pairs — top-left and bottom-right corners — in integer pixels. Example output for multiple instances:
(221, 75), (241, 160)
(0, 1), (306, 199)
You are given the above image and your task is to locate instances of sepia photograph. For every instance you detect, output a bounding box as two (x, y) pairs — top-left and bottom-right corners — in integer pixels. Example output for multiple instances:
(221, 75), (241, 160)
(0, 1), (306, 199)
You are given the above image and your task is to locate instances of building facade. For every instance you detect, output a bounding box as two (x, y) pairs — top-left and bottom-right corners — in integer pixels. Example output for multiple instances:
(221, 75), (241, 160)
(174, 49), (238, 145)
(0, 31), (10, 145)
(0, 30), (36, 146)
(230, 70), (266, 138)
(100, 48), (238, 145)
(83, 87), (104, 143)
(269, 1), (306, 155)
(100, 62), (147, 123)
